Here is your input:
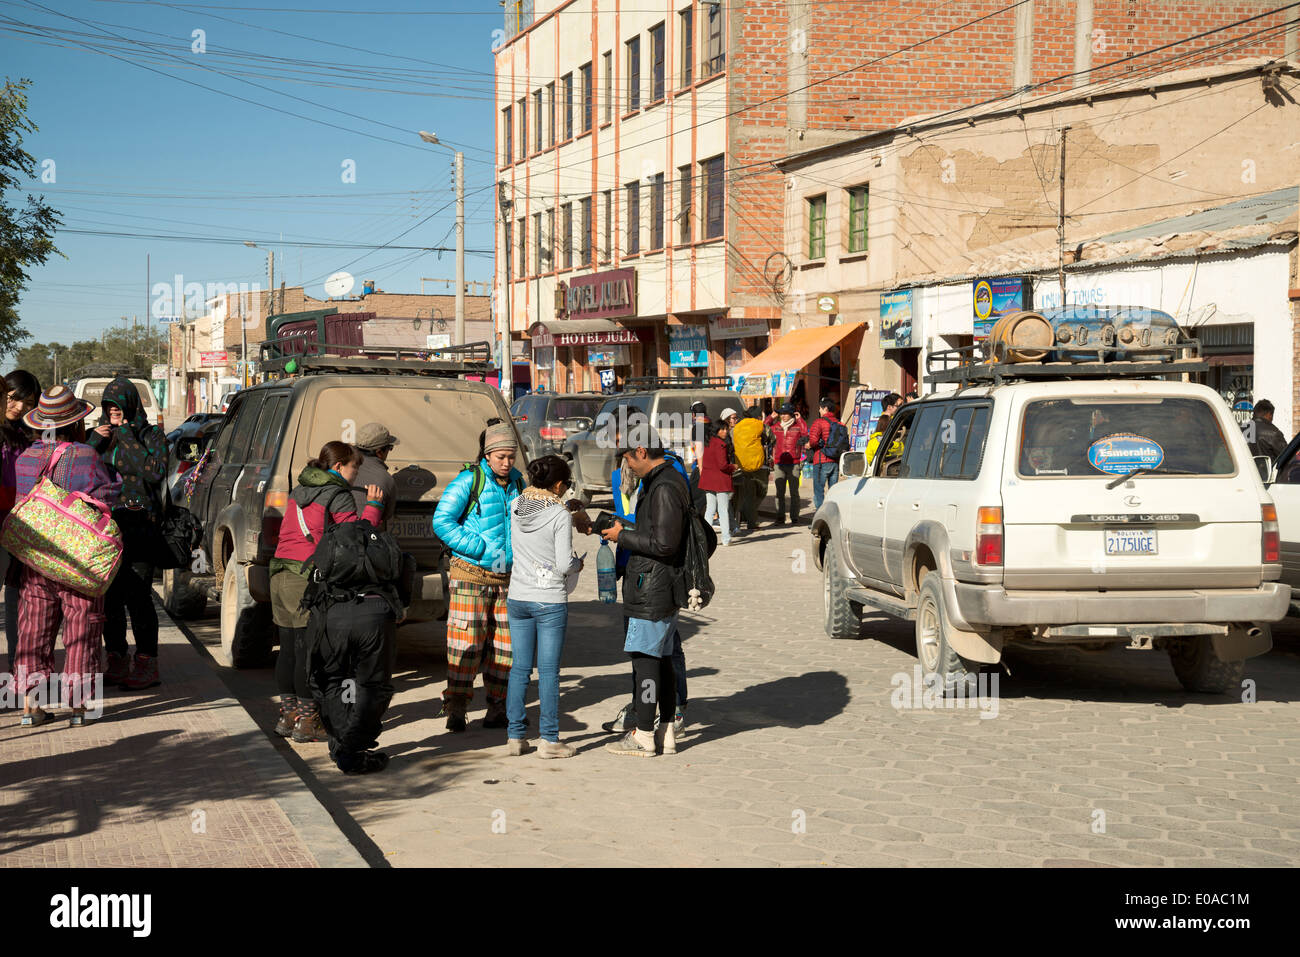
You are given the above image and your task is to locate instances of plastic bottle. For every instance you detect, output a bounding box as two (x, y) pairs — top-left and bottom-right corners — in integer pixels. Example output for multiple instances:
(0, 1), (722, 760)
(597, 541), (617, 603)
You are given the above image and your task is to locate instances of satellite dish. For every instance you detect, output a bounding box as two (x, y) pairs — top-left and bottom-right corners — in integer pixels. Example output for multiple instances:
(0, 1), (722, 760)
(324, 271), (355, 298)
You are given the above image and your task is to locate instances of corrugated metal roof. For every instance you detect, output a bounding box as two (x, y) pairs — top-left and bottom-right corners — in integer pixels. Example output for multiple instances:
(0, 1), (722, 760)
(1090, 186), (1297, 245)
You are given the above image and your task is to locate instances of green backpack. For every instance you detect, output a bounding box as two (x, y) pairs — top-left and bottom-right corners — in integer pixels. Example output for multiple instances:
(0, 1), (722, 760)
(456, 461), (524, 525)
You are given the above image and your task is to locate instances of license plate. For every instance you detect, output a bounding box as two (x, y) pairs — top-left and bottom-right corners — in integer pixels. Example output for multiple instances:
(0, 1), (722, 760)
(391, 517), (435, 539)
(1104, 528), (1157, 555)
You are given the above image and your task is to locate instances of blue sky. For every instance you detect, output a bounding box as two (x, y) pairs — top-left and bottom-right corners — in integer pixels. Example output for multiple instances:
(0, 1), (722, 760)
(2, 0), (505, 347)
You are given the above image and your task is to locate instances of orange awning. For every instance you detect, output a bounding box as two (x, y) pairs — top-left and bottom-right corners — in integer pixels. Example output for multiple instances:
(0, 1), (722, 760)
(736, 322), (866, 376)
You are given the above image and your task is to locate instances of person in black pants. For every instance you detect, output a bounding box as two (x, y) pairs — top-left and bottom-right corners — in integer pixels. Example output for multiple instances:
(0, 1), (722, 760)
(88, 377), (168, 691)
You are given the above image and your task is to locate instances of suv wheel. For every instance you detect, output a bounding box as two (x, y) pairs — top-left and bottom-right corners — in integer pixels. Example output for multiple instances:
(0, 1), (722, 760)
(220, 559), (274, 668)
(915, 571), (979, 695)
(1169, 636), (1245, 694)
(822, 542), (862, 638)
(162, 566), (207, 619)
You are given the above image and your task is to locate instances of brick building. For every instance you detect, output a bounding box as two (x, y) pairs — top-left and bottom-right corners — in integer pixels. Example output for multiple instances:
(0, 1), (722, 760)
(496, 0), (1298, 402)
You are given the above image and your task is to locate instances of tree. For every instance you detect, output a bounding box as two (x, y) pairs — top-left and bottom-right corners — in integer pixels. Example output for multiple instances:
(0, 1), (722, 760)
(1, 78), (62, 359)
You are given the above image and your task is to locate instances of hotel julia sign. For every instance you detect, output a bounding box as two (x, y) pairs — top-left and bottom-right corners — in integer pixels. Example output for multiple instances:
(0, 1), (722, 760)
(557, 268), (636, 321)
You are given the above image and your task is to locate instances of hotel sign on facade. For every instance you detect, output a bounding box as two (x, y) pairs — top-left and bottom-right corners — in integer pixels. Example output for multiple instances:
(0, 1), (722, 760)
(556, 268), (637, 322)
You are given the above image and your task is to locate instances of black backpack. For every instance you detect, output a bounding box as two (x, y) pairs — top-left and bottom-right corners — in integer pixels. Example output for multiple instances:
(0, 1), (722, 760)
(672, 481), (717, 612)
(153, 495), (204, 570)
(301, 519), (403, 610)
(820, 418), (850, 461)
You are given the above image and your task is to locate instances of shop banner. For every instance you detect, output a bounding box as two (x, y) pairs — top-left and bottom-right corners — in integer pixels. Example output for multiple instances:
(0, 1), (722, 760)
(588, 344), (629, 366)
(847, 389), (891, 452)
(973, 277), (1027, 339)
(200, 351), (227, 367)
(669, 326), (709, 367)
(708, 314), (769, 341)
(738, 370), (798, 397)
(560, 268), (637, 321)
(879, 290), (914, 349)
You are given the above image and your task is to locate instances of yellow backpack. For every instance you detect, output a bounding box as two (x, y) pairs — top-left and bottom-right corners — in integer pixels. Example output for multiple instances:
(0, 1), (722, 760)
(733, 418), (765, 471)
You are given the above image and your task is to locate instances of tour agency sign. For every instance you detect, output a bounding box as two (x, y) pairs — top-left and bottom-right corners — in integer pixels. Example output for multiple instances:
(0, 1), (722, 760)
(559, 268), (637, 322)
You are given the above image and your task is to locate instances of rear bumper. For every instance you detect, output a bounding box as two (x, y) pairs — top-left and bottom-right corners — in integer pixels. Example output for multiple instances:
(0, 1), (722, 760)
(951, 581), (1291, 627)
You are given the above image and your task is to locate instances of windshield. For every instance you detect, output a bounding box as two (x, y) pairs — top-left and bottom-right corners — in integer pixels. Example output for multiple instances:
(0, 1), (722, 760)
(1017, 396), (1235, 478)
(550, 398), (603, 420)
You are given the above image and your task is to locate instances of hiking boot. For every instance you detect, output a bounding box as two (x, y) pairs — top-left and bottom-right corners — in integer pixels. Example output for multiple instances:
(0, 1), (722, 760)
(655, 721), (678, 755)
(505, 738), (532, 756)
(537, 739), (577, 760)
(605, 729), (656, 757)
(440, 699), (467, 732)
(482, 701), (508, 729)
(121, 654), (160, 691)
(601, 702), (635, 734)
(274, 695), (301, 738)
(292, 703), (328, 743)
(105, 652), (129, 686)
(339, 750), (389, 775)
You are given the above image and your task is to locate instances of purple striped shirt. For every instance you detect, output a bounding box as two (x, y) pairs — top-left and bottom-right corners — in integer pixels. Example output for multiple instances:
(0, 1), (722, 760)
(15, 441), (122, 508)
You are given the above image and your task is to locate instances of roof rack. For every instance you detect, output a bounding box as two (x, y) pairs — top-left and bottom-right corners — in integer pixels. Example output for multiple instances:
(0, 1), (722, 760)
(623, 375), (734, 392)
(259, 337), (494, 377)
(925, 337), (1208, 388)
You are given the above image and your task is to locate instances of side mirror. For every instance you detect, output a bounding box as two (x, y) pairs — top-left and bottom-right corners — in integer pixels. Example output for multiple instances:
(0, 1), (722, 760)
(840, 450), (867, 479)
(1254, 455), (1275, 484)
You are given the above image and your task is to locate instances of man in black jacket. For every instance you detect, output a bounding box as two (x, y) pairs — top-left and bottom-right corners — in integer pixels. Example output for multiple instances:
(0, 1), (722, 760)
(599, 414), (689, 757)
(1248, 399), (1288, 463)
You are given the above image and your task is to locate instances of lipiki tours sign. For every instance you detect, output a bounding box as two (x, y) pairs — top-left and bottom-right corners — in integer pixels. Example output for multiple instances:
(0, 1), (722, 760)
(557, 268), (637, 321)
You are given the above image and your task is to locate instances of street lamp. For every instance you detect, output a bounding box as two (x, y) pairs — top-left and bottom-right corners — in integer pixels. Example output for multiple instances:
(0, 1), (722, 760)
(418, 131), (466, 351)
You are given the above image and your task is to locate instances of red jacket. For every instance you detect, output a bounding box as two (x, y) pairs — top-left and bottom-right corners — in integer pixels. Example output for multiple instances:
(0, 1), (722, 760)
(765, 415), (808, 466)
(698, 435), (737, 493)
(807, 413), (842, 465)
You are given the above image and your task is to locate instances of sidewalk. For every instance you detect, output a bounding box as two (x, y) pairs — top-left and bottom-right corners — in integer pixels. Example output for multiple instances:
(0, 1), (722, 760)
(0, 600), (364, 868)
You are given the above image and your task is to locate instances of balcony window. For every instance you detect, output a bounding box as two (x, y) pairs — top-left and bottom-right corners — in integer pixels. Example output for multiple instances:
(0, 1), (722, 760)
(808, 194), (827, 260)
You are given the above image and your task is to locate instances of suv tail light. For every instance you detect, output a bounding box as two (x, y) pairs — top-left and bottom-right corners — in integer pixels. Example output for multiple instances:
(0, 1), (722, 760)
(975, 506), (1003, 566)
(1262, 504), (1280, 563)
(539, 425), (567, 441)
(261, 490), (289, 554)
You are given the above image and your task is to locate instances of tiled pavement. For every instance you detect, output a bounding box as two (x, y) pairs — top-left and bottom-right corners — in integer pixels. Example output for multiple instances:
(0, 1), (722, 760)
(0, 603), (363, 868)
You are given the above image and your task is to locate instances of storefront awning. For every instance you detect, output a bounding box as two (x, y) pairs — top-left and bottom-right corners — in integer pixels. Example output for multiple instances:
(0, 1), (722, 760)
(736, 322), (866, 376)
(535, 319), (622, 335)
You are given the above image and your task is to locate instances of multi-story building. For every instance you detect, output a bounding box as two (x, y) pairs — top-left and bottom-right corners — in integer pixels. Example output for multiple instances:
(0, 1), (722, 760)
(497, 0), (1299, 409)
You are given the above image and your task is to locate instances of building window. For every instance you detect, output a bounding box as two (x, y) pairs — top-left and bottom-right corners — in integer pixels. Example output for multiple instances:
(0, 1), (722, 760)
(532, 89), (542, 153)
(680, 7), (693, 88)
(650, 23), (665, 103)
(562, 72), (573, 139)
(704, 2), (724, 78)
(503, 219), (512, 279)
(626, 37), (640, 112)
(602, 189), (612, 261)
(503, 0), (532, 39)
(678, 164), (693, 244)
(808, 194), (827, 259)
(517, 216), (527, 278)
(701, 155), (723, 239)
(580, 195), (592, 265)
(602, 51), (612, 123)
(502, 105), (512, 165)
(650, 172), (665, 250)
(561, 202), (573, 269)
(580, 62), (593, 133)
(546, 82), (556, 146)
(847, 185), (868, 254)
(534, 211), (543, 275)
(518, 97), (527, 158)
(625, 181), (640, 255)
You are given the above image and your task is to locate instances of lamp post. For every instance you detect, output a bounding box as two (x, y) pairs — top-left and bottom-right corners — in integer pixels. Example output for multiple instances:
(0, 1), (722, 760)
(417, 131), (465, 349)
(243, 240), (274, 387)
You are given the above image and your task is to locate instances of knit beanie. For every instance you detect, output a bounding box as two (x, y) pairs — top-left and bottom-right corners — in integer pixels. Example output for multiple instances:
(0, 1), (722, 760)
(483, 421), (517, 455)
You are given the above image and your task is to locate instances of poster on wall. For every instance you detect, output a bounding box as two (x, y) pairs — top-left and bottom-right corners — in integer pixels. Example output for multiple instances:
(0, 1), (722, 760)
(668, 326), (709, 367)
(588, 344), (629, 366)
(848, 390), (891, 451)
(879, 290), (914, 349)
(972, 277), (1028, 339)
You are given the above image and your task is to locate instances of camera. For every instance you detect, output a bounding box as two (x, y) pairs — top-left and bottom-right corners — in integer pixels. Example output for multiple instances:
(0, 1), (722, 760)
(592, 511), (634, 535)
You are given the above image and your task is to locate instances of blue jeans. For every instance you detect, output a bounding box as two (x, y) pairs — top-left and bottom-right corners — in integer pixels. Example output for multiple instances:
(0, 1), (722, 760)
(506, 599), (569, 742)
(704, 491), (732, 545)
(812, 462), (838, 510)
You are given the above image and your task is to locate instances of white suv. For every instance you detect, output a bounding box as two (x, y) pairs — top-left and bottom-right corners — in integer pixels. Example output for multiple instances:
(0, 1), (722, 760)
(812, 373), (1289, 695)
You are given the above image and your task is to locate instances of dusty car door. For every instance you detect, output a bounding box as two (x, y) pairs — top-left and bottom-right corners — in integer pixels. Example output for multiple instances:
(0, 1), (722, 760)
(847, 405), (918, 589)
(1269, 436), (1300, 596)
(235, 391), (291, 564)
(881, 403), (946, 594)
(191, 391), (263, 566)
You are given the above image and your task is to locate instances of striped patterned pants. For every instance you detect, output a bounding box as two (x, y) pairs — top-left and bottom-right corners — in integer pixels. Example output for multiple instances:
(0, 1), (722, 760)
(13, 565), (105, 707)
(443, 579), (512, 713)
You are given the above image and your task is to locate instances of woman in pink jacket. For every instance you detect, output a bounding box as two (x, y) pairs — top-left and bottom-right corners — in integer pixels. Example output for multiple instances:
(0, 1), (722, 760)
(269, 441), (384, 742)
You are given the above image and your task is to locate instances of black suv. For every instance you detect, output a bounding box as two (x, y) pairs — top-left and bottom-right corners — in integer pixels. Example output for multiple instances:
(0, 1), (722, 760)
(511, 392), (604, 459)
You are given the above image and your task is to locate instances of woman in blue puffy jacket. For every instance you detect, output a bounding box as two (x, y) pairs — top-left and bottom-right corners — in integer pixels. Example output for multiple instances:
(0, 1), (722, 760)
(431, 418), (524, 732)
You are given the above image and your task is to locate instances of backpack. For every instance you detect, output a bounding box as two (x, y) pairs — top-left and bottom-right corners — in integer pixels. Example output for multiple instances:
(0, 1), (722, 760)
(457, 461), (524, 525)
(733, 419), (765, 471)
(675, 498), (717, 611)
(154, 493), (203, 570)
(819, 418), (850, 461)
(301, 519), (403, 610)
(0, 443), (124, 598)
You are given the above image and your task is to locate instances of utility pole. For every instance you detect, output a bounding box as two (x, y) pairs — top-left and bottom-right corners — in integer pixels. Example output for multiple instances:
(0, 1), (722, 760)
(498, 180), (512, 397)
(454, 149), (465, 347)
(1058, 125), (1070, 305)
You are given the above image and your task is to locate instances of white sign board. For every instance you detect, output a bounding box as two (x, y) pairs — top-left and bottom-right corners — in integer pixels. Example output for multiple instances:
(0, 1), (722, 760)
(426, 334), (451, 350)
(150, 364), (167, 381)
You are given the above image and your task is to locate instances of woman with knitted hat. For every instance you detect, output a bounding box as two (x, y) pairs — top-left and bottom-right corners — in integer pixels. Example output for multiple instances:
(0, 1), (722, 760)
(431, 417), (523, 732)
(11, 386), (121, 727)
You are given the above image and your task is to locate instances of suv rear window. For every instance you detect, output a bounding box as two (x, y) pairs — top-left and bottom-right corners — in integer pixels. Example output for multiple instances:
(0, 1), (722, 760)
(79, 379), (157, 413)
(550, 398), (603, 421)
(1017, 396), (1234, 478)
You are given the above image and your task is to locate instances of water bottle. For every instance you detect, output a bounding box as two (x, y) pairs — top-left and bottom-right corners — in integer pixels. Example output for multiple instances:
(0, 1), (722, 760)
(597, 541), (617, 603)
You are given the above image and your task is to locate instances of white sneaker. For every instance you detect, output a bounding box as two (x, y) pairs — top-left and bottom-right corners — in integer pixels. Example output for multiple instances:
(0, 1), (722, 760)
(537, 739), (577, 759)
(654, 721), (677, 755)
(505, 738), (532, 756)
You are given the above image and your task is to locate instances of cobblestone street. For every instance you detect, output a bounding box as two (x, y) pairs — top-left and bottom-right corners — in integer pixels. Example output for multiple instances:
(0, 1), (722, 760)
(166, 521), (1300, 867)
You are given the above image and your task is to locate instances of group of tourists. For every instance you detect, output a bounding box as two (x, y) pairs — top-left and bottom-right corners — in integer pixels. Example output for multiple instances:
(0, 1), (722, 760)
(2, 373), (169, 727)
